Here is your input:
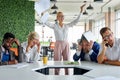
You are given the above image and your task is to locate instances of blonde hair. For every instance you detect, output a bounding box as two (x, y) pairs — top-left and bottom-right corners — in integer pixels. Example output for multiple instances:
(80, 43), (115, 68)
(57, 12), (62, 16)
(57, 12), (63, 18)
(28, 32), (39, 41)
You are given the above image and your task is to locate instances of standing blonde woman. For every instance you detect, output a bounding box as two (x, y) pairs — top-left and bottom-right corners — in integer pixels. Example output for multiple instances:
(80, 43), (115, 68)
(42, 4), (86, 75)
(21, 32), (41, 62)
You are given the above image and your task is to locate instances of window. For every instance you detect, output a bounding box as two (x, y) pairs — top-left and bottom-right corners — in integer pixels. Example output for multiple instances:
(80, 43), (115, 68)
(68, 26), (84, 47)
(35, 25), (84, 47)
(93, 18), (105, 43)
(115, 10), (120, 38)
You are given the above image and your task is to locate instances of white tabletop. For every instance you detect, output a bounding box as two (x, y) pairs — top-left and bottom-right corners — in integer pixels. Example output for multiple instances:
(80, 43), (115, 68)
(0, 61), (120, 80)
(0, 61), (90, 80)
(82, 62), (120, 78)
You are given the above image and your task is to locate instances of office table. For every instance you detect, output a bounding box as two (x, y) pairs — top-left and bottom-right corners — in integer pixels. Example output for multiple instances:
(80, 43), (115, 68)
(0, 61), (120, 80)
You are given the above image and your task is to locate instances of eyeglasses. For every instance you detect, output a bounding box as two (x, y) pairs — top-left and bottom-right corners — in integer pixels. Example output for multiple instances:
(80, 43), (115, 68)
(103, 33), (112, 40)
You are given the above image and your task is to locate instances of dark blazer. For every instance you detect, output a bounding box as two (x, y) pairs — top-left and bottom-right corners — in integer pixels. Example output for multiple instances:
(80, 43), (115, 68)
(0, 46), (24, 65)
(73, 42), (100, 62)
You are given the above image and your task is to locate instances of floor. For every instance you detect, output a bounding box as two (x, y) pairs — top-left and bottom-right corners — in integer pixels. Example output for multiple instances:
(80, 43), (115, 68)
(41, 49), (76, 75)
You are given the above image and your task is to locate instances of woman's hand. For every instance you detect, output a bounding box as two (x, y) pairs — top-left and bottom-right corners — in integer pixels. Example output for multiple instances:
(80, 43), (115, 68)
(26, 40), (33, 52)
(80, 4), (86, 13)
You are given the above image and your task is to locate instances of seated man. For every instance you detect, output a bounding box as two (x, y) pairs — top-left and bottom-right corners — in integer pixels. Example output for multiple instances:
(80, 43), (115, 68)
(97, 27), (120, 66)
(73, 33), (100, 62)
(0, 32), (22, 65)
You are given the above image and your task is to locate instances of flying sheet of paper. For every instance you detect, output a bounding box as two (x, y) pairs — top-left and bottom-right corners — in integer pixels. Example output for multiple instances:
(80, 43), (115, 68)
(34, 0), (50, 16)
(82, 31), (96, 42)
(91, 76), (119, 80)
(40, 12), (49, 23)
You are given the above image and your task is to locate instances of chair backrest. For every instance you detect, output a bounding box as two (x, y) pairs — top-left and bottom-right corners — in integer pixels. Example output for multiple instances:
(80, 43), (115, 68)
(10, 48), (18, 56)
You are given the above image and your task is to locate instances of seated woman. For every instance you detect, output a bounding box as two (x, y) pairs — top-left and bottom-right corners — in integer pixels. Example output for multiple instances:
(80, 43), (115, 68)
(73, 33), (100, 63)
(21, 32), (41, 62)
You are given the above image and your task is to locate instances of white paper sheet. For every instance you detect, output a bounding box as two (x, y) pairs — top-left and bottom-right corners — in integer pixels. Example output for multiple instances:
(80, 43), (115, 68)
(9, 63), (28, 69)
(40, 12), (49, 23)
(34, 0), (50, 16)
(82, 31), (96, 42)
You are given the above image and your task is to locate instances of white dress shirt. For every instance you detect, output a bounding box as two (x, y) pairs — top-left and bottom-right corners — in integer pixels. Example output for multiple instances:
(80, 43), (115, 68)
(45, 13), (81, 41)
(98, 38), (120, 61)
(21, 42), (40, 62)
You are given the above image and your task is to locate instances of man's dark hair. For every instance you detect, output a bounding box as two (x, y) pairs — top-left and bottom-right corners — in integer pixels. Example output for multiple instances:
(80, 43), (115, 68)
(100, 27), (111, 37)
(79, 35), (87, 44)
(3, 32), (15, 40)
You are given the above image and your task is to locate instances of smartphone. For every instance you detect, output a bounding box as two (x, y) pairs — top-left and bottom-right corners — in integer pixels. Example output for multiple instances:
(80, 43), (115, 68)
(104, 40), (109, 47)
(105, 43), (109, 47)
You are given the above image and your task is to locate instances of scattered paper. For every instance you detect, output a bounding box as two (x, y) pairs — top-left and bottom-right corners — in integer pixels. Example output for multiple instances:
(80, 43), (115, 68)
(9, 63), (28, 69)
(91, 76), (119, 80)
(34, 0), (50, 16)
(40, 12), (49, 23)
(82, 31), (96, 42)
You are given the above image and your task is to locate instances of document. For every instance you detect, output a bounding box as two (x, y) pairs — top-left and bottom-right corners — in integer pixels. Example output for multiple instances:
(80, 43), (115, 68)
(40, 12), (49, 23)
(34, 0), (50, 16)
(91, 76), (119, 80)
(82, 31), (96, 42)
(9, 63), (28, 69)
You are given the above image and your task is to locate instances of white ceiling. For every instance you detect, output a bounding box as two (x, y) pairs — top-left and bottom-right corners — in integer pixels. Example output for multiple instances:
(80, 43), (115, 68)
(35, 0), (120, 25)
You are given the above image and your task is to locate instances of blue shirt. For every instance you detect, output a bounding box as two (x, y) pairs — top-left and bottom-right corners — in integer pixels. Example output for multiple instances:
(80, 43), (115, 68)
(2, 52), (10, 62)
(73, 42), (100, 62)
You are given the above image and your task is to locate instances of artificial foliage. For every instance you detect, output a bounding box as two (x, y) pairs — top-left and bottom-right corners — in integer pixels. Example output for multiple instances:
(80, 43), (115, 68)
(0, 0), (34, 45)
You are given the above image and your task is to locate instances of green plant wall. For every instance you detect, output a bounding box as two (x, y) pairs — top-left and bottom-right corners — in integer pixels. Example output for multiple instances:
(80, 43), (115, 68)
(0, 0), (34, 44)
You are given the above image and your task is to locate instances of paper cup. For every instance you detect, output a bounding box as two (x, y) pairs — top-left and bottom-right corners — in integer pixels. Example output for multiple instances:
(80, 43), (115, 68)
(43, 56), (48, 65)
